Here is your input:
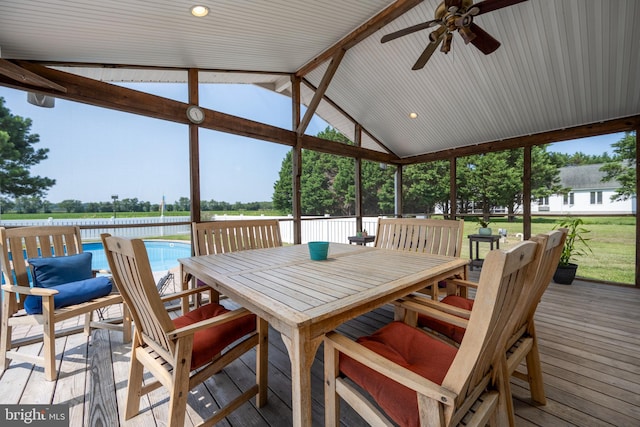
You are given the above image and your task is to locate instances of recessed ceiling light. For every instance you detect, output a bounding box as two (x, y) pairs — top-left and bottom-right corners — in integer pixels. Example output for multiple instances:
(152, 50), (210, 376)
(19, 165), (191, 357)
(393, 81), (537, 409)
(191, 5), (209, 17)
(409, 112), (418, 119)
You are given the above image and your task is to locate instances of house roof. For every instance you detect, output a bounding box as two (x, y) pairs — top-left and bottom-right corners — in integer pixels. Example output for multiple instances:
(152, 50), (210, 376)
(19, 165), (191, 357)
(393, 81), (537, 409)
(559, 164), (618, 191)
(0, 0), (638, 159)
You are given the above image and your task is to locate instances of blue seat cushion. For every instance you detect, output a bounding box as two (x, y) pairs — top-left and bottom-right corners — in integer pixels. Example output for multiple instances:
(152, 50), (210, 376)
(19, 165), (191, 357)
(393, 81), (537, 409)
(24, 276), (113, 315)
(28, 252), (93, 288)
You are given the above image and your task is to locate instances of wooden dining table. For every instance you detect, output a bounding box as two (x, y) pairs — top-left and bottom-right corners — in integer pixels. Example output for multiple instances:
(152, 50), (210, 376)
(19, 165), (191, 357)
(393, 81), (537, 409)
(179, 242), (468, 427)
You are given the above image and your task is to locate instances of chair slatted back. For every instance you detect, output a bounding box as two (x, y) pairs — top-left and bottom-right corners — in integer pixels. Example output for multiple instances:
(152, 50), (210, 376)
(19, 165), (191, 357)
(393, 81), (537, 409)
(374, 218), (463, 257)
(512, 228), (567, 336)
(192, 219), (282, 256)
(101, 234), (176, 361)
(1, 226), (84, 309)
(443, 240), (538, 413)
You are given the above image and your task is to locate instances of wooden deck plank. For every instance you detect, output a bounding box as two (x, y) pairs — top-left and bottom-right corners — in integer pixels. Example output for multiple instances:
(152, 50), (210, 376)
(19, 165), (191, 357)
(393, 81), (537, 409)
(1, 279), (639, 426)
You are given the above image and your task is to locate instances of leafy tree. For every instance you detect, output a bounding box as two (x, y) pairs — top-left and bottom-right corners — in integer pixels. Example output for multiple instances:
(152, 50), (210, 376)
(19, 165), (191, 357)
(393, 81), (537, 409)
(0, 97), (55, 198)
(174, 197), (190, 211)
(59, 199), (85, 213)
(600, 131), (636, 201)
(272, 127), (396, 215)
(403, 161), (450, 215)
(14, 195), (43, 213)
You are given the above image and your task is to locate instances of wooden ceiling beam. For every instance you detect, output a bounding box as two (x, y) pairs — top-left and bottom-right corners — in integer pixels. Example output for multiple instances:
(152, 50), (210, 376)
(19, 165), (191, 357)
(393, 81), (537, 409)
(296, 0), (424, 77)
(1, 61), (401, 165)
(0, 59), (67, 92)
(296, 49), (345, 136)
(399, 115), (640, 164)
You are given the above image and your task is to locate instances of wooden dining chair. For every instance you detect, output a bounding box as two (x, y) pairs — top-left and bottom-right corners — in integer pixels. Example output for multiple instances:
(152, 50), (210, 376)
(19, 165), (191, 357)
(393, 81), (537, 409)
(324, 239), (539, 427)
(192, 219), (282, 255)
(101, 233), (268, 427)
(374, 217), (466, 299)
(400, 228), (567, 425)
(0, 225), (131, 381)
(190, 219), (283, 306)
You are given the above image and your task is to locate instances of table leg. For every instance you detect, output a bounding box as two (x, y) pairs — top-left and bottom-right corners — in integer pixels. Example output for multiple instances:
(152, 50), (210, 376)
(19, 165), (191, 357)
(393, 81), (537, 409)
(281, 329), (323, 427)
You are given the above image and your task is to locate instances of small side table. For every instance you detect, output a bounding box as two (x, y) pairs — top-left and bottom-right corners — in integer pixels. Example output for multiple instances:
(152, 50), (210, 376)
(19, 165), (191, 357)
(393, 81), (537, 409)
(468, 234), (500, 271)
(348, 235), (375, 246)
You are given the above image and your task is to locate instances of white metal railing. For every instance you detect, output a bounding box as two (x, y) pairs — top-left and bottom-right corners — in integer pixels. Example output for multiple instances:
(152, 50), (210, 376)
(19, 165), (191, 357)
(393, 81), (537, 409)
(0, 215), (381, 244)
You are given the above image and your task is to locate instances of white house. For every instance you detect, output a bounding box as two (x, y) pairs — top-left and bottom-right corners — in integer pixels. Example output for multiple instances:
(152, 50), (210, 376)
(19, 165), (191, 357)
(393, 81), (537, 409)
(532, 164), (636, 215)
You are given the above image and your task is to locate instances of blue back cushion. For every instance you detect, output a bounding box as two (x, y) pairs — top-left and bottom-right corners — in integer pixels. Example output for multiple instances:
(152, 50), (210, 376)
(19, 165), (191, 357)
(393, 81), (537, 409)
(24, 276), (113, 315)
(28, 252), (93, 288)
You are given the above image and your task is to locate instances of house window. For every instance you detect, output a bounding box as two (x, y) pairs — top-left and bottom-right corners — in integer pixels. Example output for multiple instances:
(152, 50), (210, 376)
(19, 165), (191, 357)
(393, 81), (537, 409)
(563, 193), (574, 205)
(590, 191), (603, 204)
(538, 196), (549, 205)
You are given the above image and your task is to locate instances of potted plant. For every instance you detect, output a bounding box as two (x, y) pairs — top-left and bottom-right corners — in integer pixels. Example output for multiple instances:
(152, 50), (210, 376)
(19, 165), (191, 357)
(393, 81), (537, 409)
(476, 217), (492, 235)
(553, 218), (593, 285)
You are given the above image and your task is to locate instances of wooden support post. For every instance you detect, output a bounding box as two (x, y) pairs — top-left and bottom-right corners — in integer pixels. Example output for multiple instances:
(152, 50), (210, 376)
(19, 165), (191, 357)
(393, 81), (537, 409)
(188, 69), (201, 223)
(395, 165), (403, 217)
(355, 124), (363, 233)
(292, 76), (302, 244)
(523, 146), (532, 239)
(450, 158), (457, 220)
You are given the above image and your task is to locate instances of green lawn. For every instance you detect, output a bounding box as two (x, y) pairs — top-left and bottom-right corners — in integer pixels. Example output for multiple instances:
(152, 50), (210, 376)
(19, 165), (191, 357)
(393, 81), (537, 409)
(459, 216), (636, 285)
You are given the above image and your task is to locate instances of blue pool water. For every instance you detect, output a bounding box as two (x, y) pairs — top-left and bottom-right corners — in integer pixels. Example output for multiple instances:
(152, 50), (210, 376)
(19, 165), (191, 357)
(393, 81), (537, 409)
(83, 240), (192, 272)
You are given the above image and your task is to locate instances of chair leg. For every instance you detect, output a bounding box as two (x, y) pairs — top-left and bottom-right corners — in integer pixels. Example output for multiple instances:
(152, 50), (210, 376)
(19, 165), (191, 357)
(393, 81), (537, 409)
(496, 357), (515, 427)
(84, 311), (92, 336)
(122, 304), (132, 343)
(256, 317), (269, 407)
(324, 339), (340, 427)
(0, 295), (14, 373)
(125, 339), (145, 420)
(167, 339), (193, 427)
(42, 297), (57, 381)
(525, 334), (546, 405)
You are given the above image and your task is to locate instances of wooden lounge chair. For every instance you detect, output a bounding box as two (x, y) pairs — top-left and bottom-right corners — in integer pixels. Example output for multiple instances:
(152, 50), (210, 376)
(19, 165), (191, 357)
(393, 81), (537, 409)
(374, 217), (466, 299)
(0, 225), (131, 381)
(399, 228), (567, 425)
(101, 233), (268, 427)
(324, 239), (539, 426)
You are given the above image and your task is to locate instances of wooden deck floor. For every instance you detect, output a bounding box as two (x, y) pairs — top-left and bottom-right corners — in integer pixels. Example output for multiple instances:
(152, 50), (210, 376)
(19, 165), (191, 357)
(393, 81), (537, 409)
(1, 278), (639, 426)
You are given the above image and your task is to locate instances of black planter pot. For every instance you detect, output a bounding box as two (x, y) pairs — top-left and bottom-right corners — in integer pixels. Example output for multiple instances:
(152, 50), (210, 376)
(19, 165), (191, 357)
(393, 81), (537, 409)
(553, 263), (578, 285)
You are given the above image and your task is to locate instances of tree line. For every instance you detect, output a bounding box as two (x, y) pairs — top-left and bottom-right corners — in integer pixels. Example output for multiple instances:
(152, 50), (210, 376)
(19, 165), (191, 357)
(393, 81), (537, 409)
(271, 128), (635, 218)
(0, 196), (274, 215)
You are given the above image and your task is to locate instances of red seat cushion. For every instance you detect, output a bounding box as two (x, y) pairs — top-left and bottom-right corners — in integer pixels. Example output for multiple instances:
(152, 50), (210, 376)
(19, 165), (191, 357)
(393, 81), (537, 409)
(173, 303), (256, 370)
(418, 295), (474, 344)
(339, 321), (458, 427)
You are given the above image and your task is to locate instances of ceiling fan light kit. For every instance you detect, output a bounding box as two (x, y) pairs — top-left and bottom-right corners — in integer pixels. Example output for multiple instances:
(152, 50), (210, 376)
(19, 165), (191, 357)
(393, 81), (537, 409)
(381, 0), (529, 70)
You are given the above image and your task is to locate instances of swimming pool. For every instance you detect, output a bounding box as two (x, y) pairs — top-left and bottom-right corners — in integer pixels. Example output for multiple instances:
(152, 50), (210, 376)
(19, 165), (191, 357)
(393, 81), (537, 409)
(83, 240), (192, 272)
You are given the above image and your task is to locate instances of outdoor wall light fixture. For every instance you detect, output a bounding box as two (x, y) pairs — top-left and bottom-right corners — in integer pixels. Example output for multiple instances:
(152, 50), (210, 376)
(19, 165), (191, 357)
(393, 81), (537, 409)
(409, 112), (418, 119)
(190, 5), (209, 17)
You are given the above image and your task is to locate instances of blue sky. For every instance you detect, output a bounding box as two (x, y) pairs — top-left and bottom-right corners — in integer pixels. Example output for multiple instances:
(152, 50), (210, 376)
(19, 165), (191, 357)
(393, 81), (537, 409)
(0, 84), (624, 204)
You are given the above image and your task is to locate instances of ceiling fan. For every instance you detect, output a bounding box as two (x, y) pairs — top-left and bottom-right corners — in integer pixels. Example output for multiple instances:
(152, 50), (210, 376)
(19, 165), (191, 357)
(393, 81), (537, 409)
(381, 0), (528, 70)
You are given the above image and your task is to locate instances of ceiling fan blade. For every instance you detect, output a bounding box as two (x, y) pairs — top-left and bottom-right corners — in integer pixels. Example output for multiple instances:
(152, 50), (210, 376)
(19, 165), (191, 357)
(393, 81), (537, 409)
(468, 23), (501, 54)
(412, 36), (444, 70)
(472, 0), (528, 16)
(381, 20), (440, 43)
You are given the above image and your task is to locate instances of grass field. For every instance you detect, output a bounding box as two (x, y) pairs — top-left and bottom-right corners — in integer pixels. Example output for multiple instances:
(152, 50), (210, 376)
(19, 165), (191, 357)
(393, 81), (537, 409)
(2, 212), (635, 285)
(460, 216), (636, 285)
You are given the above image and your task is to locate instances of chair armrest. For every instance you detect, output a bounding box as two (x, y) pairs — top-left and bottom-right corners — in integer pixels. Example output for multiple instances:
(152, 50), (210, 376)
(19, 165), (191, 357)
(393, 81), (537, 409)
(168, 307), (252, 339)
(396, 297), (470, 328)
(1, 284), (58, 296)
(325, 330), (457, 405)
(159, 286), (212, 303)
(401, 294), (471, 319)
(445, 278), (478, 290)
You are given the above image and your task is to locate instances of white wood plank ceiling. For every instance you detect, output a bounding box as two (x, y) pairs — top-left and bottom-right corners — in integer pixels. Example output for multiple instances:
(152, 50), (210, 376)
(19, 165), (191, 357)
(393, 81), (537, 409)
(0, 0), (638, 158)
